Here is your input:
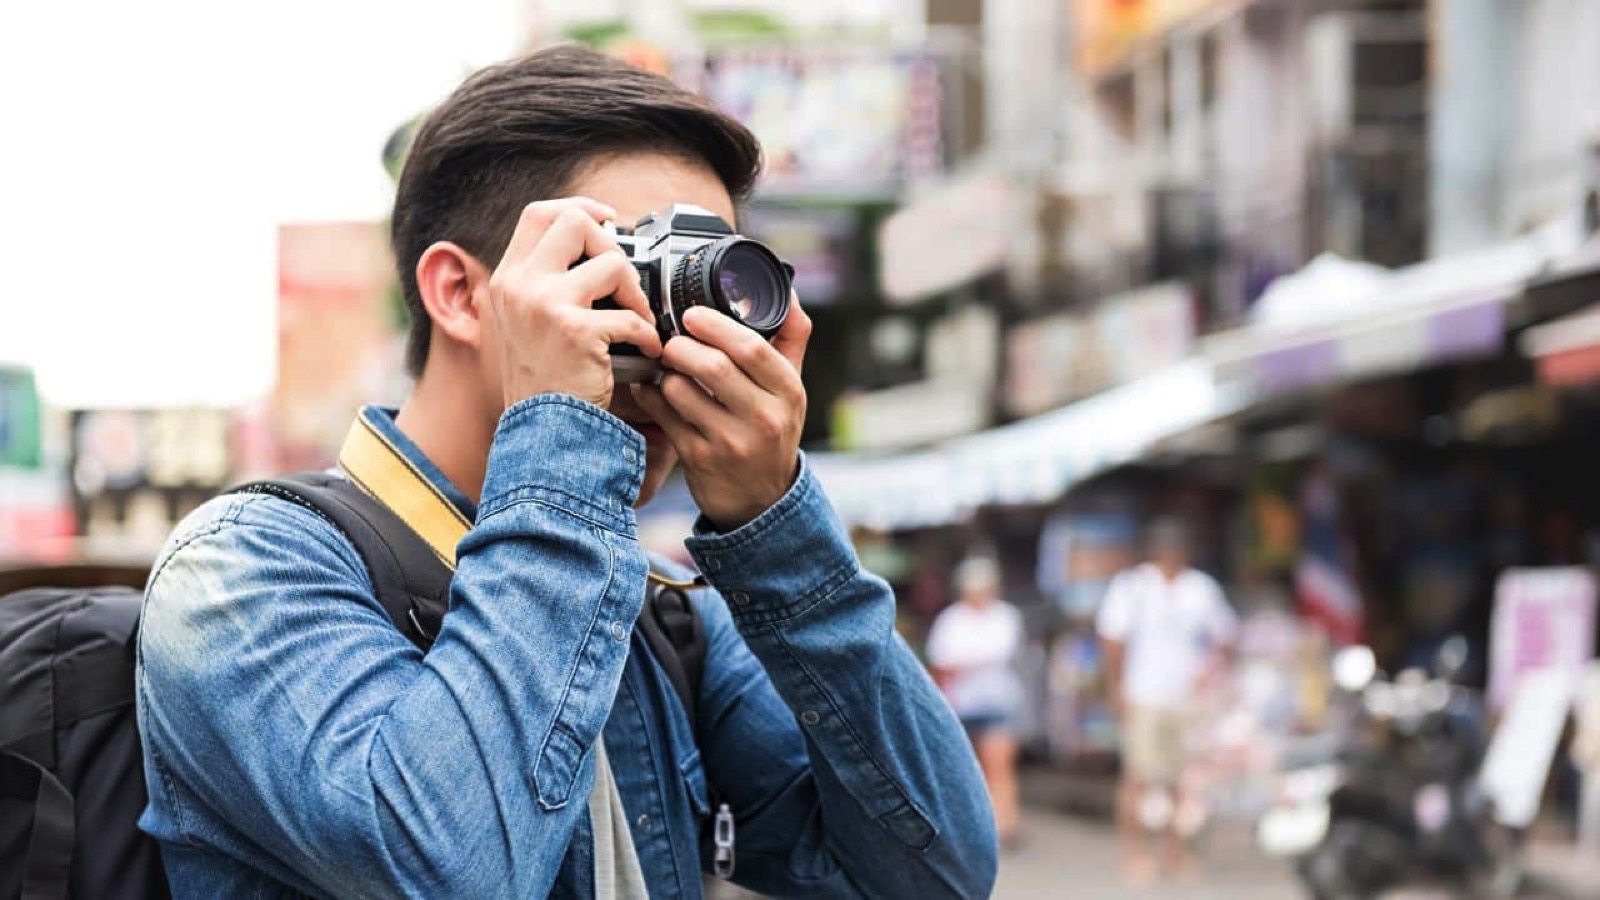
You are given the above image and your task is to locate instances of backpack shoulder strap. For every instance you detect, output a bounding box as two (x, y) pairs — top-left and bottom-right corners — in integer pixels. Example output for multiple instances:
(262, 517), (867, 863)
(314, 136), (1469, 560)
(227, 473), (451, 650)
(635, 576), (709, 736)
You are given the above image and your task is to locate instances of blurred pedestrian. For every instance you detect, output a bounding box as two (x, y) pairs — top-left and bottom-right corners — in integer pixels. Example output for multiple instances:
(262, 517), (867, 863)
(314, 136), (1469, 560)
(1098, 518), (1238, 884)
(928, 556), (1025, 848)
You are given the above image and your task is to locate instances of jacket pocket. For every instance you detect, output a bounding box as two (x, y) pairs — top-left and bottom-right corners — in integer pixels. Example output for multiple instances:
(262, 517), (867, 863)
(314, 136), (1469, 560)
(678, 747), (710, 820)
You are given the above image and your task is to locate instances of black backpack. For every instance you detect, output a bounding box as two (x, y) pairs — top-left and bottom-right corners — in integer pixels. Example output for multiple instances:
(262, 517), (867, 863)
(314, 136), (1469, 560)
(0, 472), (707, 900)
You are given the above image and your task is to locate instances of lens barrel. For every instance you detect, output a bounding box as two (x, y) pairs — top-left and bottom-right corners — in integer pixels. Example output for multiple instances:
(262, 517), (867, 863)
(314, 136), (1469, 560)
(671, 237), (790, 337)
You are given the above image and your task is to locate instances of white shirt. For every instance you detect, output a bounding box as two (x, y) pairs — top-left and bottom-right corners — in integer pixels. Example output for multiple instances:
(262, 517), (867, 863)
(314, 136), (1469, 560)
(1096, 564), (1238, 710)
(926, 600), (1024, 717)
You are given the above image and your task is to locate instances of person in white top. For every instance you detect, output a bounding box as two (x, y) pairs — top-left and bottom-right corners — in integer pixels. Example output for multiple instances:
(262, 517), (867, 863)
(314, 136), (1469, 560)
(1097, 518), (1237, 883)
(927, 556), (1024, 847)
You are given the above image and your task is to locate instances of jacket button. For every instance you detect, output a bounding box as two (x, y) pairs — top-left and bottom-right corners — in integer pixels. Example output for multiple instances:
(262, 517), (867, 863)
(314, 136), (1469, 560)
(705, 558), (722, 573)
(800, 710), (821, 726)
(610, 621), (628, 641)
(635, 813), (650, 830)
(730, 591), (750, 607)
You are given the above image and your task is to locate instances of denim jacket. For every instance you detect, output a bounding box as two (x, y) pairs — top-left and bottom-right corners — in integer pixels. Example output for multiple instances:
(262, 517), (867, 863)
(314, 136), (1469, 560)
(135, 396), (996, 899)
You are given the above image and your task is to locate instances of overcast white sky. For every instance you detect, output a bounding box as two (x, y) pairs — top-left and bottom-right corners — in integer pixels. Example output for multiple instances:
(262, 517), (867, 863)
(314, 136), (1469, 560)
(0, 0), (521, 407)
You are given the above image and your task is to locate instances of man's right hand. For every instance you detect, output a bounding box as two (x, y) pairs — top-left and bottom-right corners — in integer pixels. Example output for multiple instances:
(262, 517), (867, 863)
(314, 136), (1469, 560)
(487, 198), (661, 410)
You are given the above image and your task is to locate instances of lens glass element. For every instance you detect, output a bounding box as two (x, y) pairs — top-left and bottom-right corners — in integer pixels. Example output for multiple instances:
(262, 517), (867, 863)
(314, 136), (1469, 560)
(711, 242), (787, 334)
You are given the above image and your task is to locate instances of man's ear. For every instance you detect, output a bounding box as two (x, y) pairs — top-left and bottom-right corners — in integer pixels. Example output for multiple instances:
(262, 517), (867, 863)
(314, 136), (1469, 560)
(415, 241), (490, 351)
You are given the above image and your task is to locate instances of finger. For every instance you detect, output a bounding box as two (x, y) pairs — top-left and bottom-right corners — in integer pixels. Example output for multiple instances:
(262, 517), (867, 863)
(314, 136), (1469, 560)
(499, 198), (616, 269)
(769, 292), (812, 376)
(631, 383), (710, 449)
(660, 334), (764, 414)
(567, 251), (652, 321)
(657, 371), (738, 435)
(679, 307), (796, 399)
(588, 309), (663, 358)
(527, 205), (622, 275)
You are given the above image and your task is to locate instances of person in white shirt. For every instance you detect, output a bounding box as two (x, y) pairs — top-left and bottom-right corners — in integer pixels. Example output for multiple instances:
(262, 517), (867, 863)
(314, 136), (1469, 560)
(927, 556), (1024, 847)
(1097, 519), (1237, 883)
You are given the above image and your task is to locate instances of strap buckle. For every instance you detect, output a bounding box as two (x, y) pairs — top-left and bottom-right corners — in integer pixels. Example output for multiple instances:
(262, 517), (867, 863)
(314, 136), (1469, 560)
(713, 803), (736, 879)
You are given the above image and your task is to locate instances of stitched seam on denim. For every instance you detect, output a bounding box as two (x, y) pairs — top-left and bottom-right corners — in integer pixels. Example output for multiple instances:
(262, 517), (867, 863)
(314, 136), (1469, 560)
(501, 394), (645, 449)
(771, 628), (926, 835)
(534, 526), (619, 810)
(144, 494), (252, 586)
(728, 556), (859, 628)
(478, 491), (635, 537)
(616, 671), (688, 892)
(688, 467), (815, 554)
(479, 484), (633, 534)
(133, 649), (196, 842)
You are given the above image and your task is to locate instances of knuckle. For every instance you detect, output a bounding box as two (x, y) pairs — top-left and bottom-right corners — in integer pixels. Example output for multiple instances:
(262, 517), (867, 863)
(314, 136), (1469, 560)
(521, 201), (556, 225)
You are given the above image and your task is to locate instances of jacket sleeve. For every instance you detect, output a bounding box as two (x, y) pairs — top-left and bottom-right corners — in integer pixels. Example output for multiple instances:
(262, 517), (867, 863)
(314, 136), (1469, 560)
(137, 396), (649, 899)
(682, 460), (998, 899)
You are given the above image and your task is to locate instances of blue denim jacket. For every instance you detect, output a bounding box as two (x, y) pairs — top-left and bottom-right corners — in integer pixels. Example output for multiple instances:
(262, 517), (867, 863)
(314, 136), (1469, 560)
(135, 396), (996, 899)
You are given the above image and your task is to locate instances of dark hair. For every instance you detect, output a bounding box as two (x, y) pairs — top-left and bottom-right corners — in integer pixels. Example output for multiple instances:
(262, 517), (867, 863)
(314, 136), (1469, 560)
(391, 45), (763, 375)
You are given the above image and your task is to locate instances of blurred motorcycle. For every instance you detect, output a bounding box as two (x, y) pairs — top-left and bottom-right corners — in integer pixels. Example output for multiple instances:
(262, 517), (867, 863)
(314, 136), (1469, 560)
(1256, 638), (1525, 899)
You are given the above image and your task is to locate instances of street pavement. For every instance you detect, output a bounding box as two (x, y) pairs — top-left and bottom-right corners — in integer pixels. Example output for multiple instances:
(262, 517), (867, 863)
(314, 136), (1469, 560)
(994, 810), (1298, 899)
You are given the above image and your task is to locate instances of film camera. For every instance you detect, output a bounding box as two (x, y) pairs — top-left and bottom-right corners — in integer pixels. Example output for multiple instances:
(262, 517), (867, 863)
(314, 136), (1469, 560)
(604, 204), (792, 382)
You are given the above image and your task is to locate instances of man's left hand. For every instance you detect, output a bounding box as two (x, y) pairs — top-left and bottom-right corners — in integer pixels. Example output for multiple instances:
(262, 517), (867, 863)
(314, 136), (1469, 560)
(632, 294), (811, 531)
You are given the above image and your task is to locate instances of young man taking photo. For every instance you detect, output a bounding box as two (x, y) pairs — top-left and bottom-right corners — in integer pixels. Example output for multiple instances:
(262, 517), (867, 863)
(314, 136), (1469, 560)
(136, 46), (996, 898)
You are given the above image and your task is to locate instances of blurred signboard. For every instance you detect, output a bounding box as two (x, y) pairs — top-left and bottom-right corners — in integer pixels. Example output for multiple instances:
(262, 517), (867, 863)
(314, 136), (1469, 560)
(683, 47), (942, 196)
(1005, 314), (1091, 418)
(830, 379), (989, 453)
(275, 222), (405, 472)
(1489, 567), (1597, 712)
(879, 174), (1025, 304)
(1004, 282), (1193, 417)
(1073, 0), (1239, 77)
(0, 365), (41, 468)
(69, 408), (233, 548)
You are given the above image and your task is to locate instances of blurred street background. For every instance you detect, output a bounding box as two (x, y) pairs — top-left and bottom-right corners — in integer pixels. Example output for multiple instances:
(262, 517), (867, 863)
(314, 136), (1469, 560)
(6, 0), (1600, 897)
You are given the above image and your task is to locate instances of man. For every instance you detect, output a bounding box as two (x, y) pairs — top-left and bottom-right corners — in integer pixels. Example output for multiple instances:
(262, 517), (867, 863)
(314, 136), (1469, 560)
(136, 46), (995, 899)
(1097, 518), (1236, 884)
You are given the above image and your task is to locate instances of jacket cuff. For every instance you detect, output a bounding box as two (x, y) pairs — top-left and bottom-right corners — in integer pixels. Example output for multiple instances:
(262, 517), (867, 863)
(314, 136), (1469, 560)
(684, 455), (860, 627)
(480, 394), (646, 534)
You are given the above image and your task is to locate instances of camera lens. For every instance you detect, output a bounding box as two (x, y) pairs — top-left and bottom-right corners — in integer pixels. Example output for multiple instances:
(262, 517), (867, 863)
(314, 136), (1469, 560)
(673, 237), (790, 338)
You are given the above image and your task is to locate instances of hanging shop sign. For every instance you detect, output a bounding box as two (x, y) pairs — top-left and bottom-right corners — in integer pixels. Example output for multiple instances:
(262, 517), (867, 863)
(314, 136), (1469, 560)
(0, 365), (41, 469)
(683, 47), (943, 197)
(1489, 567), (1597, 713)
(1072, 0), (1241, 78)
(69, 407), (234, 549)
(1004, 282), (1194, 417)
(829, 379), (990, 455)
(1005, 313), (1090, 418)
(275, 221), (407, 472)
(878, 173), (1025, 304)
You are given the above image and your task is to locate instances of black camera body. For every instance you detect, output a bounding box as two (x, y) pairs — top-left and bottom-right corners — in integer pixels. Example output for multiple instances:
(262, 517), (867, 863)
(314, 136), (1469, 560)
(607, 204), (791, 383)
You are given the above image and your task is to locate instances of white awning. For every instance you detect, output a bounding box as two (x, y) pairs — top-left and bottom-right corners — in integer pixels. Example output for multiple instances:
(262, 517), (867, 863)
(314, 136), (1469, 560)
(811, 360), (1237, 530)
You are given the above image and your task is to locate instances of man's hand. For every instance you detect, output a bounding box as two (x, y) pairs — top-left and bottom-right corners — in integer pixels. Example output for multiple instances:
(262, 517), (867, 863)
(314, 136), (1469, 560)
(632, 294), (812, 531)
(487, 198), (661, 410)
